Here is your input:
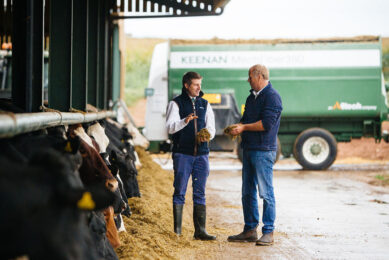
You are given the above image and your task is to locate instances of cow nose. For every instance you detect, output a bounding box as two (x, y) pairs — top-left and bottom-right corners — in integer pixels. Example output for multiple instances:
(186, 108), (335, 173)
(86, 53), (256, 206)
(105, 179), (118, 192)
(121, 202), (127, 211)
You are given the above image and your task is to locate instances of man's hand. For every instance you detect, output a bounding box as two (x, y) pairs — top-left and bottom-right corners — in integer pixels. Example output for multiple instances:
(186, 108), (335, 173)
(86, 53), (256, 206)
(185, 113), (198, 124)
(229, 123), (245, 136)
(198, 136), (208, 142)
(197, 128), (211, 143)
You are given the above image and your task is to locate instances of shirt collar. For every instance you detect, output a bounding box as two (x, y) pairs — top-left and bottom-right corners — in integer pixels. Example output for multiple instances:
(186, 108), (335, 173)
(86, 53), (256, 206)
(251, 81), (271, 98)
(252, 85), (267, 98)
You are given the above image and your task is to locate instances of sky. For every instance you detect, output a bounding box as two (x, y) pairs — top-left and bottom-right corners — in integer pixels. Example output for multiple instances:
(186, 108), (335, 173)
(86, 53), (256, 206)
(124, 0), (389, 40)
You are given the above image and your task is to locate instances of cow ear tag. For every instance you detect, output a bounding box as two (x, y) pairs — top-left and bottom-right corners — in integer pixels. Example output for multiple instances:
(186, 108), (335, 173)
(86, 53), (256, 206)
(121, 139), (124, 143)
(77, 192), (96, 210)
(64, 141), (73, 153)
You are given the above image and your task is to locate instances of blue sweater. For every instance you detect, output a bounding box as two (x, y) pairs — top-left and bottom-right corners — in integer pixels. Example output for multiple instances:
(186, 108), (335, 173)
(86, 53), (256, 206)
(172, 88), (209, 156)
(240, 82), (283, 151)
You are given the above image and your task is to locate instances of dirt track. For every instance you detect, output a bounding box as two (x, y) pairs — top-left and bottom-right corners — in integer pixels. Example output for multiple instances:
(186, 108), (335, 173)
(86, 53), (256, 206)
(199, 160), (389, 259)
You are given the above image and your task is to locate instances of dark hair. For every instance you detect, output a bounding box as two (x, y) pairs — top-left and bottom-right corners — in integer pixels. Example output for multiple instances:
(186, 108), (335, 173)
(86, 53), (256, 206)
(182, 71), (202, 88)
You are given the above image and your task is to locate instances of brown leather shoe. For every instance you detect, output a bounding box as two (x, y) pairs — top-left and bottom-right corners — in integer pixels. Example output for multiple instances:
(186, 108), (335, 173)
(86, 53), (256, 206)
(255, 232), (274, 246)
(227, 229), (258, 242)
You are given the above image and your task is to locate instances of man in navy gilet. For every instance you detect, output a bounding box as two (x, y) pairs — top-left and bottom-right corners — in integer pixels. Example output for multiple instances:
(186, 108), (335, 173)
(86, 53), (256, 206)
(227, 64), (283, 246)
(166, 71), (216, 240)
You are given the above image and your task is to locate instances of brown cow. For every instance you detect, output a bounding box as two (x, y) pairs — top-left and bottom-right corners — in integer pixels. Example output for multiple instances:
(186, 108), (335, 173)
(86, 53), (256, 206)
(68, 124), (118, 192)
(68, 124), (121, 248)
(104, 207), (121, 248)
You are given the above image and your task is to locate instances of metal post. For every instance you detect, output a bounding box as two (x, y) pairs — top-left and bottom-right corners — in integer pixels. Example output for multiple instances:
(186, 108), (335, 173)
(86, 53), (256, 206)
(97, 0), (108, 110)
(87, 0), (98, 107)
(49, 0), (72, 111)
(12, 0), (44, 112)
(111, 23), (120, 102)
(71, 0), (88, 110)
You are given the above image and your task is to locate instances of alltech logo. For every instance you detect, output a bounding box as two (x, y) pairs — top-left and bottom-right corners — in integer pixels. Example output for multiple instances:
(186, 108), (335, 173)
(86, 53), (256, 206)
(328, 101), (377, 111)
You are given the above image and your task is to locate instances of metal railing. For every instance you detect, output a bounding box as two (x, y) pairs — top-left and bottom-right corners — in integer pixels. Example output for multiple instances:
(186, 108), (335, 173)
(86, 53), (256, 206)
(0, 110), (116, 138)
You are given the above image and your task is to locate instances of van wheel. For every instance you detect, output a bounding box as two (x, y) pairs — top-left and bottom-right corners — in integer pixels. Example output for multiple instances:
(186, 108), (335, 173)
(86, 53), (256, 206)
(293, 128), (337, 170)
(237, 137), (281, 163)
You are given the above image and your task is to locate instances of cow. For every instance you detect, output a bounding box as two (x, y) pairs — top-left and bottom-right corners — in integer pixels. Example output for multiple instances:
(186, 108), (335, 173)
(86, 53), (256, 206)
(68, 124), (118, 192)
(0, 148), (115, 260)
(109, 149), (141, 198)
(68, 123), (122, 248)
(88, 211), (119, 260)
(86, 121), (131, 233)
(101, 118), (141, 198)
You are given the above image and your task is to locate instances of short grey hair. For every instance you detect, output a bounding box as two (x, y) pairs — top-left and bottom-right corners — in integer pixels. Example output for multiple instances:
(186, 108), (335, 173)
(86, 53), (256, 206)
(250, 64), (269, 80)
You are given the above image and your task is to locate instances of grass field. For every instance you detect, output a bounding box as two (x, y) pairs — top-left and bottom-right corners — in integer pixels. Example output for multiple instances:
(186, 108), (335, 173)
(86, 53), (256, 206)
(124, 37), (165, 106)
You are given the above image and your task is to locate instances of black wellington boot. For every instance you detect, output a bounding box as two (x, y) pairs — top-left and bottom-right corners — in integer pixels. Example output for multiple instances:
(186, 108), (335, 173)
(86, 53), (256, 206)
(173, 204), (183, 235)
(193, 204), (216, 240)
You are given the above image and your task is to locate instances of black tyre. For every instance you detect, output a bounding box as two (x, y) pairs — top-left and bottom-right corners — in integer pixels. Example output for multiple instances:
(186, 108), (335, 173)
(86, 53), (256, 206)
(236, 137), (281, 163)
(293, 128), (337, 170)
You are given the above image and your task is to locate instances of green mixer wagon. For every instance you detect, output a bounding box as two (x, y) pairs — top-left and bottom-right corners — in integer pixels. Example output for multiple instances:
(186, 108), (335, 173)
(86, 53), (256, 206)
(144, 37), (388, 170)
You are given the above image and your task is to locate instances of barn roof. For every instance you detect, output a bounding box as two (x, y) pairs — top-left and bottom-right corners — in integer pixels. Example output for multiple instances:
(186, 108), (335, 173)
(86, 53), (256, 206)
(1, 0), (231, 45)
(111, 0), (231, 18)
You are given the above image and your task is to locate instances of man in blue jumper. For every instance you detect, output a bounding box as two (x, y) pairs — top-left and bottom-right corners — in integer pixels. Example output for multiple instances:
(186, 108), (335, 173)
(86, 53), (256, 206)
(227, 64), (283, 246)
(166, 71), (216, 240)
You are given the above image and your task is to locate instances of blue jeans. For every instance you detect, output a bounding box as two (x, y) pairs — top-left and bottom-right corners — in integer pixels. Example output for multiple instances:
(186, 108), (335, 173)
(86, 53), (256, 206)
(172, 153), (210, 205)
(242, 150), (276, 234)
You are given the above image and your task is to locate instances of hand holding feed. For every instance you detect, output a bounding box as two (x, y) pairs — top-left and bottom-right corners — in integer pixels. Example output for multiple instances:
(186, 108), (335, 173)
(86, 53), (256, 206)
(197, 128), (211, 143)
(229, 124), (244, 135)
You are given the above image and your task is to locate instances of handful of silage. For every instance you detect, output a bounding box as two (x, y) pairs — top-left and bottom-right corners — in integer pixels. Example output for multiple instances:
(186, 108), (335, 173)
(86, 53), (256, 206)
(197, 128), (211, 143)
(224, 125), (241, 141)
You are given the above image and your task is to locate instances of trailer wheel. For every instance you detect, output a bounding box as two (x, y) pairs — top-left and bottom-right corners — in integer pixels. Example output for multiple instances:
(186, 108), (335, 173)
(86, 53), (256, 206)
(293, 128), (337, 170)
(237, 137), (281, 163)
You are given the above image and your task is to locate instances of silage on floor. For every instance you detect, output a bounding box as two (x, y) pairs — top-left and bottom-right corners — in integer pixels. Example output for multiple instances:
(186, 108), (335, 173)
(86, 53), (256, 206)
(116, 148), (206, 259)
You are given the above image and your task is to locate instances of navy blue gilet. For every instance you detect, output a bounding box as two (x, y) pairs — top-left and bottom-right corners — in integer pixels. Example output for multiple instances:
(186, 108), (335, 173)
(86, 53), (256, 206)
(172, 88), (209, 156)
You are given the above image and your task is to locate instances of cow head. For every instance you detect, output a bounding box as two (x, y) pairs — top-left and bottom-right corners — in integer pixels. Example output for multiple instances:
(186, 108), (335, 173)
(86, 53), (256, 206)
(68, 125), (118, 192)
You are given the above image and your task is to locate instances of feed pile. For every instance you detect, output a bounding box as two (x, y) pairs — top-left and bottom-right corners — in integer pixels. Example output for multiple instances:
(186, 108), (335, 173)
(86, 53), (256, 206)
(116, 147), (202, 259)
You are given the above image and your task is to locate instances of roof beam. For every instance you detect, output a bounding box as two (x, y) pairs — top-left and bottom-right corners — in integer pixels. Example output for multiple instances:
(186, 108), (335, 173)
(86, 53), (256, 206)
(111, 0), (229, 19)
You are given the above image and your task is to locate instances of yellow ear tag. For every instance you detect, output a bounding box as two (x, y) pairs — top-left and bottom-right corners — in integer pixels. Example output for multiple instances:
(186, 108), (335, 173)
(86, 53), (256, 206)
(121, 139), (124, 143)
(77, 192), (96, 210)
(64, 141), (73, 153)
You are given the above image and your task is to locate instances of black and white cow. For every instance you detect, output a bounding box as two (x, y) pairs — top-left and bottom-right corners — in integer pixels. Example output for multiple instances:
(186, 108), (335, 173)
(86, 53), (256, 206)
(102, 119), (141, 198)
